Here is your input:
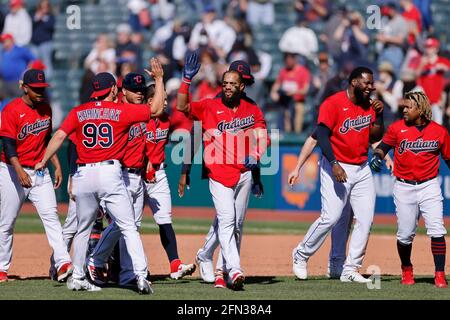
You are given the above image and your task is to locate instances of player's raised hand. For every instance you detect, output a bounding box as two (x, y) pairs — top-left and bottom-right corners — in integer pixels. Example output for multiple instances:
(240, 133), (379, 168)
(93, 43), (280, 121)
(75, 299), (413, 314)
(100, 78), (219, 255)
(150, 57), (164, 80)
(17, 168), (32, 188)
(331, 162), (347, 183)
(178, 173), (190, 198)
(370, 99), (384, 114)
(53, 166), (62, 189)
(182, 50), (201, 82)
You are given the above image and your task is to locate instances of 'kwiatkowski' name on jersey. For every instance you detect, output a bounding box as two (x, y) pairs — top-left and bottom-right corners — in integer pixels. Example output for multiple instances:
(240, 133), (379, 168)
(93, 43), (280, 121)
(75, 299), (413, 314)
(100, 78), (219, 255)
(18, 118), (51, 140)
(339, 115), (372, 134)
(382, 119), (450, 181)
(398, 138), (439, 155)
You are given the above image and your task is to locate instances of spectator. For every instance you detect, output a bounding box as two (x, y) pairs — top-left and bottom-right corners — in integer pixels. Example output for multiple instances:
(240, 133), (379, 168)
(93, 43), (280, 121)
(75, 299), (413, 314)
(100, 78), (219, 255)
(413, 0), (433, 33)
(243, 0), (274, 27)
(270, 52), (311, 133)
(278, 16), (318, 62)
(30, 0), (55, 79)
(416, 37), (450, 124)
(127, 0), (151, 32)
(400, 0), (422, 46)
(375, 2), (409, 77)
(321, 5), (348, 66)
(0, 34), (35, 99)
(2, 0), (32, 47)
(294, 0), (330, 30)
(148, 0), (176, 31)
(320, 59), (355, 103)
(115, 23), (141, 70)
(333, 10), (370, 68)
(375, 62), (397, 125)
(310, 52), (333, 112)
(189, 5), (236, 61)
(84, 33), (116, 75)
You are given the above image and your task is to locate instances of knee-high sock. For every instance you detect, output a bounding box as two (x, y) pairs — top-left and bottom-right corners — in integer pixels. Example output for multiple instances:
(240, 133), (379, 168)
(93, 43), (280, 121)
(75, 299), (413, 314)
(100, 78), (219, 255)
(397, 240), (412, 267)
(431, 237), (446, 272)
(159, 223), (179, 263)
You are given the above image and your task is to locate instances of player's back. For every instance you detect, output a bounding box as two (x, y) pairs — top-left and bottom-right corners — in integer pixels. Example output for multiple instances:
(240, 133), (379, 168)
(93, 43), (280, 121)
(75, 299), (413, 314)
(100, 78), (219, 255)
(59, 100), (151, 164)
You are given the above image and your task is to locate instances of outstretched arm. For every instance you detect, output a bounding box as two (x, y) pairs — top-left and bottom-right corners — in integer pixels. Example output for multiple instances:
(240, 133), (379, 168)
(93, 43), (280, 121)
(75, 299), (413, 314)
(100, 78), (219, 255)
(177, 50), (201, 114)
(34, 130), (67, 170)
(288, 135), (318, 186)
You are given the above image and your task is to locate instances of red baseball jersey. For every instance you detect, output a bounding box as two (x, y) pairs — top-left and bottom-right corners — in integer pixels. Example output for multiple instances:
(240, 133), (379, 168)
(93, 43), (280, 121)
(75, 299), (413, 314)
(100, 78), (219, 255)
(382, 120), (450, 181)
(188, 97), (267, 188)
(122, 121), (147, 169)
(0, 98), (52, 167)
(59, 100), (151, 164)
(145, 112), (171, 165)
(317, 91), (376, 164)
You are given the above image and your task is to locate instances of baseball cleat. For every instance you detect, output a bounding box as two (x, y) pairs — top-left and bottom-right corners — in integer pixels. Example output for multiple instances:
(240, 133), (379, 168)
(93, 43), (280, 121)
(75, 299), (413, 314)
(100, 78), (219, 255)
(137, 276), (154, 294)
(0, 271), (8, 283)
(340, 270), (371, 283)
(57, 262), (73, 282)
(195, 250), (215, 283)
(170, 263), (196, 280)
(214, 270), (226, 289)
(292, 249), (307, 280)
(400, 265), (415, 285)
(67, 276), (101, 292)
(434, 272), (448, 288)
(87, 261), (107, 286)
(229, 271), (245, 291)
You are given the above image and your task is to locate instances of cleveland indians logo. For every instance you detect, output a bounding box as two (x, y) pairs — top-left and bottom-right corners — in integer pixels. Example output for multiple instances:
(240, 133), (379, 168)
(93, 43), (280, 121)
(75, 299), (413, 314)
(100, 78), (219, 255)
(339, 115), (372, 134)
(128, 123), (147, 141)
(134, 75), (143, 83)
(398, 138), (439, 155)
(18, 118), (51, 140)
(146, 128), (169, 143)
(37, 73), (44, 81)
(216, 115), (255, 135)
(93, 81), (100, 89)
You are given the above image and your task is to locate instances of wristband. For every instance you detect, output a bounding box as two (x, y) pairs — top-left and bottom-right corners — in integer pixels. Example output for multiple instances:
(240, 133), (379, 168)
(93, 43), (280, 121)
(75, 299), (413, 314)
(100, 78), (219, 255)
(179, 81), (190, 95)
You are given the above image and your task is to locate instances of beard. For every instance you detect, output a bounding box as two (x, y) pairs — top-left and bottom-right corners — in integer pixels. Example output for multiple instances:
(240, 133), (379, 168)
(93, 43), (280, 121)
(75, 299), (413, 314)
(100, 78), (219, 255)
(354, 86), (370, 106)
(221, 90), (242, 108)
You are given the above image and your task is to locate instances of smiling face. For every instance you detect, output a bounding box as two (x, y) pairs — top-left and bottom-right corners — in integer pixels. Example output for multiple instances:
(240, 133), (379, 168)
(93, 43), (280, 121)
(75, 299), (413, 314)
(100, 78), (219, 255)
(353, 73), (375, 103)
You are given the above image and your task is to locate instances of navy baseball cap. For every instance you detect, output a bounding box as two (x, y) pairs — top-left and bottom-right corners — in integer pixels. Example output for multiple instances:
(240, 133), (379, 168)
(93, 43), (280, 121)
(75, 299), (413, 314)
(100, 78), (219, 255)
(91, 72), (116, 98)
(122, 72), (146, 93)
(23, 69), (49, 88)
(229, 60), (254, 84)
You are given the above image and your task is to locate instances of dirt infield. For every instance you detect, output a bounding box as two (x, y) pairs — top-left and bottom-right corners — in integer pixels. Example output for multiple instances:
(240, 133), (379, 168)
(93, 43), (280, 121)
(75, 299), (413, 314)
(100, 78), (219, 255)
(7, 233), (447, 279)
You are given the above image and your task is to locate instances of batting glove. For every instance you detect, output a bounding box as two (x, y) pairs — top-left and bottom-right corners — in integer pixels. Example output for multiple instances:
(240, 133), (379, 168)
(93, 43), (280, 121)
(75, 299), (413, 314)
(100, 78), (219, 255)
(369, 153), (383, 172)
(251, 181), (264, 198)
(182, 50), (201, 83)
(244, 155), (258, 171)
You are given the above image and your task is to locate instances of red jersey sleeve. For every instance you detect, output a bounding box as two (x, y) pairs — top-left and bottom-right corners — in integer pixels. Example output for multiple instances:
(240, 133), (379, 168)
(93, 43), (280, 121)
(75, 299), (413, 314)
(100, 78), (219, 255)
(441, 131), (450, 161)
(317, 97), (336, 129)
(0, 106), (17, 139)
(382, 123), (397, 147)
(189, 100), (206, 121)
(59, 109), (78, 136)
(126, 104), (151, 124)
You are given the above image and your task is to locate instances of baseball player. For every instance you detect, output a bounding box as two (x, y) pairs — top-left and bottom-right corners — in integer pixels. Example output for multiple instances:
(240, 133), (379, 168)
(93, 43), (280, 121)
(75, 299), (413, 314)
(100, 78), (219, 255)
(370, 91), (450, 288)
(35, 62), (164, 293)
(0, 69), (73, 283)
(288, 130), (394, 279)
(177, 51), (269, 290)
(292, 66), (384, 283)
(183, 61), (265, 287)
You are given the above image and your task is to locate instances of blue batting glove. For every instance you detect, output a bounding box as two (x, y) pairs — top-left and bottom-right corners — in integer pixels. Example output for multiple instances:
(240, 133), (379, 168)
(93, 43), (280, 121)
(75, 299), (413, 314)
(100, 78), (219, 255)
(182, 50), (201, 82)
(369, 153), (383, 172)
(251, 181), (264, 198)
(244, 155), (258, 170)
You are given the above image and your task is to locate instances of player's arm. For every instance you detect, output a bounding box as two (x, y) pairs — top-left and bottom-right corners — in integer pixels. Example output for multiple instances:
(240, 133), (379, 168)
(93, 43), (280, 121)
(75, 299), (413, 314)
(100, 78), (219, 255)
(316, 123), (347, 183)
(49, 154), (63, 189)
(178, 125), (195, 197)
(144, 58), (165, 118)
(35, 129), (67, 170)
(176, 50), (201, 114)
(370, 141), (393, 172)
(1, 136), (32, 188)
(371, 140), (393, 172)
(288, 135), (318, 186)
(369, 99), (384, 143)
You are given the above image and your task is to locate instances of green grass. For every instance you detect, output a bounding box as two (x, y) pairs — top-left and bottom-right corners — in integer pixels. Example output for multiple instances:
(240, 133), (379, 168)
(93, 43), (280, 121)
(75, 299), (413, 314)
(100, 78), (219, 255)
(14, 213), (424, 235)
(0, 276), (448, 300)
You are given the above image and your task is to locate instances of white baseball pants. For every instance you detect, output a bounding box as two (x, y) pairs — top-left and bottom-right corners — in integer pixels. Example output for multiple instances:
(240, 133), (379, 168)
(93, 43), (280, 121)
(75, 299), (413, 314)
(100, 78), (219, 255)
(71, 161), (147, 280)
(0, 162), (71, 272)
(394, 178), (446, 244)
(294, 158), (375, 272)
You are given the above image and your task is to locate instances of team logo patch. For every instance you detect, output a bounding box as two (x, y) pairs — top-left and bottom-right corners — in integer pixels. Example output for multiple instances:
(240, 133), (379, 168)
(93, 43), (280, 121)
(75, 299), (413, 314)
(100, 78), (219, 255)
(339, 115), (372, 134)
(128, 123), (147, 141)
(398, 138), (439, 155)
(18, 118), (51, 140)
(216, 115), (255, 135)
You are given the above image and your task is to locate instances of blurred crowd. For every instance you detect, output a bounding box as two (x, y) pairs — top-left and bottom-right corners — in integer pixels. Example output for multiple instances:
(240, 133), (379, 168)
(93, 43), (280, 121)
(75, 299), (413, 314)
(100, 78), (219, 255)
(1, 0), (450, 133)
